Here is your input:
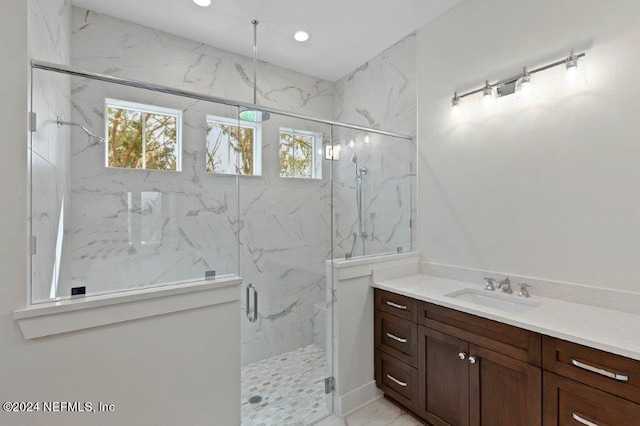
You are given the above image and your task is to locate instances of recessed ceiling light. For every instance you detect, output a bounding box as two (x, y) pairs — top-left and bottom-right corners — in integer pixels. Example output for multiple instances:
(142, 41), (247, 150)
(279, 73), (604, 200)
(294, 30), (310, 42)
(193, 0), (211, 7)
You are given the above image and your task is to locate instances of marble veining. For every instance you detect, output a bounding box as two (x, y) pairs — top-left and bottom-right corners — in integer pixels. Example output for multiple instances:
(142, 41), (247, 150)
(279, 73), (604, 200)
(30, 5), (417, 371)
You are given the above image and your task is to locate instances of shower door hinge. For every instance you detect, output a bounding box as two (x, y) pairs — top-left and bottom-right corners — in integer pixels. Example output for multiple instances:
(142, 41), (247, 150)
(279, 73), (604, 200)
(28, 112), (37, 132)
(324, 376), (335, 394)
(30, 236), (37, 255)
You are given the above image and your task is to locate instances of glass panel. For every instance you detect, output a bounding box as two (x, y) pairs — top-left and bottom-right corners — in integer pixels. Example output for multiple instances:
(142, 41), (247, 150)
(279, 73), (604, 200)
(332, 126), (413, 259)
(29, 68), (239, 304)
(239, 110), (333, 424)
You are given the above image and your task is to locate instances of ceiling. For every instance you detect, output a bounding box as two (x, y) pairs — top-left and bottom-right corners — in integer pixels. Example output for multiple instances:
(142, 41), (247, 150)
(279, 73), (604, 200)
(71, 0), (461, 82)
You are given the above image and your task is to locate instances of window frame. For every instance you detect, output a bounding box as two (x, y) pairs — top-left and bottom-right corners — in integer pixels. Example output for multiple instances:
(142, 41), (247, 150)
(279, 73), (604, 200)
(105, 98), (183, 172)
(205, 114), (262, 176)
(278, 127), (322, 179)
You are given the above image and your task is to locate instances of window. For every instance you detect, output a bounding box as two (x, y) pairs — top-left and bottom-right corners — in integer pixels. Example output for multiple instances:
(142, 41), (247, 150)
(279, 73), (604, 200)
(106, 99), (182, 171)
(279, 128), (322, 179)
(205, 115), (261, 175)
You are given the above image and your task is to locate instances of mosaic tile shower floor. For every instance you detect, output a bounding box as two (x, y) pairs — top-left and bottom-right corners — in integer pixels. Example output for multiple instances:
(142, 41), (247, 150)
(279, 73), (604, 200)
(241, 344), (328, 426)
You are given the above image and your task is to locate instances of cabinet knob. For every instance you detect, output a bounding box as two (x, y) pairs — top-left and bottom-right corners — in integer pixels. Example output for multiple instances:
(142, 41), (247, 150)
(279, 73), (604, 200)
(468, 356), (477, 364)
(458, 352), (466, 360)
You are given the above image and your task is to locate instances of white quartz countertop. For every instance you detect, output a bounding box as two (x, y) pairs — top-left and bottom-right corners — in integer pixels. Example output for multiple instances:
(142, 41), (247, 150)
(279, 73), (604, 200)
(373, 274), (640, 361)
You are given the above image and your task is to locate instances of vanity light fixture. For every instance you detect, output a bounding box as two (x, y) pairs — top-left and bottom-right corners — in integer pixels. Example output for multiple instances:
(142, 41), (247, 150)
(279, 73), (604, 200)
(294, 30), (310, 42)
(451, 50), (586, 110)
(193, 0), (211, 7)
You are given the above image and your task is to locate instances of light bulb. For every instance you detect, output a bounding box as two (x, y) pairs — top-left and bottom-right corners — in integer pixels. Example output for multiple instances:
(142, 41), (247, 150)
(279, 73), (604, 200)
(515, 67), (534, 99)
(349, 139), (355, 147)
(482, 81), (495, 109)
(564, 51), (587, 90)
(193, 0), (211, 6)
(364, 134), (370, 144)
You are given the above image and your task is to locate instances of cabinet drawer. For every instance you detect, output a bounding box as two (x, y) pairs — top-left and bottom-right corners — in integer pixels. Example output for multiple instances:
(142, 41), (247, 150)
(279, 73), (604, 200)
(375, 310), (418, 367)
(543, 336), (640, 404)
(375, 349), (418, 411)
(543, 371), (640, 425)
(375, 289), (418, 322)
(420, 302), (541, 366)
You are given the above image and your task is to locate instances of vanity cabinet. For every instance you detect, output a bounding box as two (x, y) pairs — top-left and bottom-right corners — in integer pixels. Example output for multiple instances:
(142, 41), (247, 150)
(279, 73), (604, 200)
(416, 302), (542, 426)
(374, 288), (640, 425)
(374, 289), (542, 425)
(542, 336), (640, 425)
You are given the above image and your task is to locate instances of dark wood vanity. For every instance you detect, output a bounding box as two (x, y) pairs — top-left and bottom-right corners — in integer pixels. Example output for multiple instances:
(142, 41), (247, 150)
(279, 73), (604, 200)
(374, 288), (640, 425)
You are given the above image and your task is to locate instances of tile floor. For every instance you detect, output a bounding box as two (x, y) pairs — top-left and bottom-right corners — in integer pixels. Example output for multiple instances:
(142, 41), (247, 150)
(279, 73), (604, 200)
(315, 398), (423, 426)
(241, 344), (329, 426)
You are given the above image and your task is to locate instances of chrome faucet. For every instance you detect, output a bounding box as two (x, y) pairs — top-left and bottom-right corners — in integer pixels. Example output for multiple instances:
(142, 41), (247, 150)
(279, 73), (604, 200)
(517, 283), (530, 298)
(497, 277), (512, 294)
(483, 277), (497, 291)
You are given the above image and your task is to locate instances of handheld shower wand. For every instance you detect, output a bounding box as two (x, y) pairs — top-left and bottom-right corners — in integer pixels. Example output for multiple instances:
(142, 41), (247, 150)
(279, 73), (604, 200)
(349, 153), (367, 257)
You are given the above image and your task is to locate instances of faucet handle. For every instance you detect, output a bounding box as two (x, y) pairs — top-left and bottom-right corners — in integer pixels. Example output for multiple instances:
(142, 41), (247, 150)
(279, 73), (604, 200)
(483, 277), (496, 291)
(517, 283), (530, 298)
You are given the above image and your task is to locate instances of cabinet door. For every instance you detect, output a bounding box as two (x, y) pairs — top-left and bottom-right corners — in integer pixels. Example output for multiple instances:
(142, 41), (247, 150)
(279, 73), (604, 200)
(418, 326), (470, 426)
(543, 371), (640, 426)
(469, 344), (542, 426)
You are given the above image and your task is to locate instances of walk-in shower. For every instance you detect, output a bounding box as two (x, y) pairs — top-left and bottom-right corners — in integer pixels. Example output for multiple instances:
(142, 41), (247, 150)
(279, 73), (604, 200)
(30, 53), (412, 426)
(349, 153), (368, 258)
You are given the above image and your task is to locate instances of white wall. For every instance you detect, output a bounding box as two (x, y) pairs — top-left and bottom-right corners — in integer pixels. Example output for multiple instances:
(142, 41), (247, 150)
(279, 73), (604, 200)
(417, 0), (640, 293)
(329, 253), (419, 416)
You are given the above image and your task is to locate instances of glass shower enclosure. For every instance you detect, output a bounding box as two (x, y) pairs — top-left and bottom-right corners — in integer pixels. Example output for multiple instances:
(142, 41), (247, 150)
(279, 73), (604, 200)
(28, 61), (412, 425)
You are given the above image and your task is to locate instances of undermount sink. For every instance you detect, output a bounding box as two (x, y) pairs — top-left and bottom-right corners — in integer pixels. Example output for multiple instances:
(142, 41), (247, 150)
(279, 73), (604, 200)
(444, 288), (541, 314)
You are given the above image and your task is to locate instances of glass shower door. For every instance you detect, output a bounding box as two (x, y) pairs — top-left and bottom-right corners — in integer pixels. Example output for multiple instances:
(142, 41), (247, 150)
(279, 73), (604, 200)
(238, 110), (333, 425)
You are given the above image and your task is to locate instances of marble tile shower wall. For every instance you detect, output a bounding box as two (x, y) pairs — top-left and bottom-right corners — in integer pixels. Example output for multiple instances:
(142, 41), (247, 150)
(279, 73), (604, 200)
(332, 34), (417, 258)
(49, 7), (416, 363)
(68, 8), (333, 365)
(29, 0), (72, 303)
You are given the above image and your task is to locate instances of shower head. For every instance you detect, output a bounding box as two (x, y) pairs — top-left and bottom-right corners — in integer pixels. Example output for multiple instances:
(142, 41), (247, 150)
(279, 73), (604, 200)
(87, 134), (106, 146)
(350, 153), (358, 163)
(57, 117), (105, 147)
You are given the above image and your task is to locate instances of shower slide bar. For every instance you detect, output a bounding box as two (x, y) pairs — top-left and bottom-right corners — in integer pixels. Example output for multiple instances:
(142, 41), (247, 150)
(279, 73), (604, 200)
(31, 60), (413, 141)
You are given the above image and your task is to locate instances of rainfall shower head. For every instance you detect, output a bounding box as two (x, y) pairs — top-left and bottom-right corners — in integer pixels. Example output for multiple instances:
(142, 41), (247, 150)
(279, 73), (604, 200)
(57, 117), (105, 147)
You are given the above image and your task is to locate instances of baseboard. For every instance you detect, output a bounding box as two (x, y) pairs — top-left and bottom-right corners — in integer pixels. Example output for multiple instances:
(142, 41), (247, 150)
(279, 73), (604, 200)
(339, 380), (383, 417)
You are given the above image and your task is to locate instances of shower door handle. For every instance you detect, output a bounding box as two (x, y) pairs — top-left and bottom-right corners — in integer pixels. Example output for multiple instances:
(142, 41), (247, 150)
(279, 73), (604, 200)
(246, 283), (258, 322)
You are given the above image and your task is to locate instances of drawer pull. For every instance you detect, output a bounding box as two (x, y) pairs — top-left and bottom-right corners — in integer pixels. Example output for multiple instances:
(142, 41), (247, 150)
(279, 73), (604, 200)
(571, 412), (599, 426)
(386, 301), (407, 310)
(386, 374), (408, 387)
(571, 358), (629, 382)
(386, 332), (407, 343)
